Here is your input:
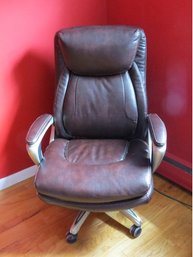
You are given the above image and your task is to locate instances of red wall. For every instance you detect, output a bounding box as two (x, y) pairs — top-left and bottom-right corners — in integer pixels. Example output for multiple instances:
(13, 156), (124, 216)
(107, 0), (192, 189)
(1, 0), (192, 188)
(0, 0), (107, 178)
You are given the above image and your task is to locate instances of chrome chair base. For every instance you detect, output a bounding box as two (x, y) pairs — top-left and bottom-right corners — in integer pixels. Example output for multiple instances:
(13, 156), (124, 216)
(66, 208), (142, 243)
(120, 209), (142, 227)
(66, 211), (90, 243)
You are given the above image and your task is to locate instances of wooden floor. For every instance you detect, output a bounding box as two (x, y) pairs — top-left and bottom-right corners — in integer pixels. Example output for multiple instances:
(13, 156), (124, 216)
(0, 174), (191, 257)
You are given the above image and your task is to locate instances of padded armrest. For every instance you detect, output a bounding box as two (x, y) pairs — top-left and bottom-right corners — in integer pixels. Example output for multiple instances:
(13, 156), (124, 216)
(147, 113), (167, 172)
(26, 114), (54, 165)
(147, 114), (167, 147)
(26, 114), (53, 145)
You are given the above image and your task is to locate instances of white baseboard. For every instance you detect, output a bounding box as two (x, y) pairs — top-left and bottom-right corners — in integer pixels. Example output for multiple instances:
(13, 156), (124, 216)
(0, 166), (37, 191)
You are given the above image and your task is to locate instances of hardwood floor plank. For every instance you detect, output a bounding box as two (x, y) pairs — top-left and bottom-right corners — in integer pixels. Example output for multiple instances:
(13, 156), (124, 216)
(0, 174), (191, 257)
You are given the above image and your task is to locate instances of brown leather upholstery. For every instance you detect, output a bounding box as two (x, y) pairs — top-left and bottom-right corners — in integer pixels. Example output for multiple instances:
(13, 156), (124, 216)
(36, 138), (151, 203)
(62, 73), (138, 139)
(35, 25), (156, 211)
(54, 26), (147, 140)
(38, 185), (153, 212)
(56, 26), (141, 76)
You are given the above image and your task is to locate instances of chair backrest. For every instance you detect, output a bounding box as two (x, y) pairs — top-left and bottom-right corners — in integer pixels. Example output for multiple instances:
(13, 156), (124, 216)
(54, 26), (147, 140)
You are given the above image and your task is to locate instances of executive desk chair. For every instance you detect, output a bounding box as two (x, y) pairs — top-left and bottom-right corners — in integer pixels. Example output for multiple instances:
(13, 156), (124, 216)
(26, 25), (167, 243)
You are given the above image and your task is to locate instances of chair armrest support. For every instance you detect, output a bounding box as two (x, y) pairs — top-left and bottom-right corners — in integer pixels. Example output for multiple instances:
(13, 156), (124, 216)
(147, 114), (167, 172)
(26, 114), (54, 165)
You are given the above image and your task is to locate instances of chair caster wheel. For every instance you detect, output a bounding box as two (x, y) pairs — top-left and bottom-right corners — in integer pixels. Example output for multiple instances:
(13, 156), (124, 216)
(130, 224), (142, 238)
(66, 232), (78, 244)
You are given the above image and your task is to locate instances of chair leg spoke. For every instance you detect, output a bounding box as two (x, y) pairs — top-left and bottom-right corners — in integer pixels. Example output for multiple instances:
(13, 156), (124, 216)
(66, 211), (90, 243)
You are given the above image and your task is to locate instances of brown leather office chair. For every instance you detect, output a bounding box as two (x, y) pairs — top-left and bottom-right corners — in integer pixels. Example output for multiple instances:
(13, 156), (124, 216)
(26, 25), (167, 243)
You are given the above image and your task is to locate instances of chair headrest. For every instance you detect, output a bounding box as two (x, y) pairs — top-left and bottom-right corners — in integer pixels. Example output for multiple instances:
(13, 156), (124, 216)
(56, 25), (143, 76)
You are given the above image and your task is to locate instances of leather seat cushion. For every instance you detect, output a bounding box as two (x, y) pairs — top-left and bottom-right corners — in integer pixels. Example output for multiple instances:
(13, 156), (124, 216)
(35, 138), (152, 203)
